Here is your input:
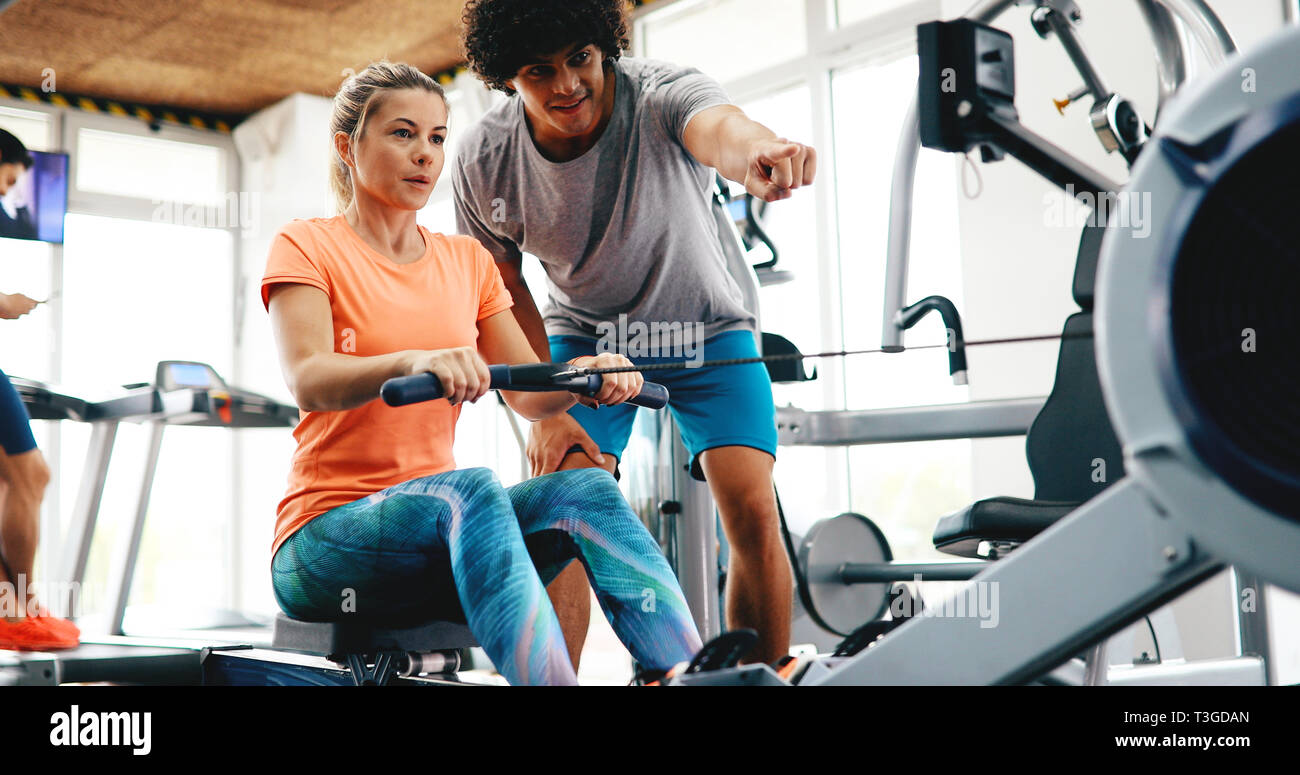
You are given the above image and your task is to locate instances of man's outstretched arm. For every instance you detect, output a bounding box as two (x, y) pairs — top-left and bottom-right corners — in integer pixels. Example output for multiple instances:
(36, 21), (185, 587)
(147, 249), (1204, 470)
(682, 104), (817, 202)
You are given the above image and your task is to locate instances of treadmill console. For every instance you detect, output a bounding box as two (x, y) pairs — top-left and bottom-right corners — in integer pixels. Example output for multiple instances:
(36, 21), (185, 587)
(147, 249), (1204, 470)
(156, 361), (228, 394)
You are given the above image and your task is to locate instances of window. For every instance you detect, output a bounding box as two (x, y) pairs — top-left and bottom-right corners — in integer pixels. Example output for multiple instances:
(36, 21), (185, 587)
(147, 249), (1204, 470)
(0, 105), (52, 151)
(0, 107), (54, 379)
(56, 213), (235, 624)
(0, 245), (53, 380)
(739, 85), (820, 409)
(76, 128), (227, 206)
(640, 0), (806, 82)
(60, 214), (233, 387)
(832, 55), (967, 411)
(835, 0), (926, 28)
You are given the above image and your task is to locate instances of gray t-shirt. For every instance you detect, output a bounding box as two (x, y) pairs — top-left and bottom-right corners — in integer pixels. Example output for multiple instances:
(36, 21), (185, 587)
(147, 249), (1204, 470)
(452, 57), (756, 348)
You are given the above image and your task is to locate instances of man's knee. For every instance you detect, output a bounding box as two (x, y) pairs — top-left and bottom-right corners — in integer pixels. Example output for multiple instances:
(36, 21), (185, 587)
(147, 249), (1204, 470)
(714, 486), (780, 553)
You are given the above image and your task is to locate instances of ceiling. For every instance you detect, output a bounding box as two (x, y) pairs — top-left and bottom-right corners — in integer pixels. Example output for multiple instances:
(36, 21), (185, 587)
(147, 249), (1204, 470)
(0, 0), (491, 119)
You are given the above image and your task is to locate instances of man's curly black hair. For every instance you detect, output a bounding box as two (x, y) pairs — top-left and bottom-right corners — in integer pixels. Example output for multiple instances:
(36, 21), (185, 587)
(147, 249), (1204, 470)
(462, 0), (633, 93)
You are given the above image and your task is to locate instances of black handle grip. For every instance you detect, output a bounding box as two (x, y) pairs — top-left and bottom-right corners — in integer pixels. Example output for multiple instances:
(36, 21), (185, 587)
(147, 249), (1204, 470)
(381, 364), (669, 409)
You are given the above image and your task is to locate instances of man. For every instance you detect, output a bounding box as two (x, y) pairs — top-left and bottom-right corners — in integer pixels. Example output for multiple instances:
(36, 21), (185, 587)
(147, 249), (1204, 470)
(454, 0), (815, 666)
(0, 128), (38, 241)
(0, 290), (79, 649)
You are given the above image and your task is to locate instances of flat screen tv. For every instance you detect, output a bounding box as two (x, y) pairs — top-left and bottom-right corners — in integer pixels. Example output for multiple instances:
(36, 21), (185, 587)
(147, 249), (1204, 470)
(1, 149), (68, 244)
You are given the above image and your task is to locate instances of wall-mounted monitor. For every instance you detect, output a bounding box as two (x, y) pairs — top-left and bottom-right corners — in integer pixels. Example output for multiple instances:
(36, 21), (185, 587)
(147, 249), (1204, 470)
(2, 150), (68, 244)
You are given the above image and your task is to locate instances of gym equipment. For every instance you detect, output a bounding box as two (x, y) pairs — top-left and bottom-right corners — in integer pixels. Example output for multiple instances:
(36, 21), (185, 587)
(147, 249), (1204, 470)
(380, 362), (670, 409)
(4, 376), (211, 685)
(201, 616), (477, 686)
(717, 174), (795, 287)
(698, 14), (1300, 686)
(50, 360), (298, 637)
(883, 0), (1235, 358)
(210, 361), (673, 686)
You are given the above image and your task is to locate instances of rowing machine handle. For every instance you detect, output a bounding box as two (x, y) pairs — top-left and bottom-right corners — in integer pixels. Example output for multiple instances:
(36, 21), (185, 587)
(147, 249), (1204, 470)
(381, 364), (670, 409)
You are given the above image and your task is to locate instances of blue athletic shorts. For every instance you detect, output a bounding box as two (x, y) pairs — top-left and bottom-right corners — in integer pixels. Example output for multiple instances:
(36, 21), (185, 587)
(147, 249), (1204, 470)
(0, 368), (37, 455)
(549, 329), (777, 481)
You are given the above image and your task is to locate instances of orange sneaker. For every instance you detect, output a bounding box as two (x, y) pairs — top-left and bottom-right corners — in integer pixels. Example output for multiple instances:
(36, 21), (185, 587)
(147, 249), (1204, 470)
(0, 615), (80, 651)
(32, 608), (81, 642)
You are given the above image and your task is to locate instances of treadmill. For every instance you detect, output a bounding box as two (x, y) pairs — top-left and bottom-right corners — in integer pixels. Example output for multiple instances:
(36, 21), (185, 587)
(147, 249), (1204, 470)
(6, 375), (200, 684)
(3, 363), (297, 684)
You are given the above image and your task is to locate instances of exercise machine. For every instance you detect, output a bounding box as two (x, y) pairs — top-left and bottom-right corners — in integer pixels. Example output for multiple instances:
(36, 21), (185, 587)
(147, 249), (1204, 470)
(686, 12), (1300, 685)
(4, 376), (206, 685)
(202, 363), (671, 685)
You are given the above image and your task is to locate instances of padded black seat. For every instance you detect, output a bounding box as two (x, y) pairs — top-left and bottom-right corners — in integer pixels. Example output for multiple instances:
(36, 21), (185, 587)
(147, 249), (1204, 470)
(933, 224), (1124, 556)
(932, 497), (1077, 558)
(271, 614), (476, 660)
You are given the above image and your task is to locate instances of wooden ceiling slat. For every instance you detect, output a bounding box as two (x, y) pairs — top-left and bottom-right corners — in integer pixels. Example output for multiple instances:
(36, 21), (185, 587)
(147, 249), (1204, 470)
(0, 0), (470, 118)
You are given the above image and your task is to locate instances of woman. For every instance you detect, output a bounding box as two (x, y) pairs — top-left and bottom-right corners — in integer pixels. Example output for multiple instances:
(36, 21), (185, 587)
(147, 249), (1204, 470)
(262, 61), (703, 685)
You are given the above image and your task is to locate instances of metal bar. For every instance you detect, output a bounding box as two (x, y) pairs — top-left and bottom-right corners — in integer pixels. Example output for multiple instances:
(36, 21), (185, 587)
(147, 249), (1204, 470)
(1232, 568), (1273, 685)
(106, 421), (166, 636)
(43, 239), (65, 589)
(840, 562), (985, 583)
(665, 418), (720, 640)
(984, 111), (1123, 197)
(1136, 0), (1187, 123)
(60, 421), (117, 592)
(806, 479), (1223, 685)
(1044, 7), (1109, 101)
(1083, 641), (1109, 685)
(1159, 0), (1237, 60)
(882, 97), (920, 352)
(496, 393), (529, 482)
(776, 397), (1044, 446)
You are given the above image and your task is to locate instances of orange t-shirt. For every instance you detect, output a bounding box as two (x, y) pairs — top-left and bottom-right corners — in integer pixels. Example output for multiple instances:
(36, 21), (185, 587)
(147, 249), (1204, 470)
(260, 215), (512, 559)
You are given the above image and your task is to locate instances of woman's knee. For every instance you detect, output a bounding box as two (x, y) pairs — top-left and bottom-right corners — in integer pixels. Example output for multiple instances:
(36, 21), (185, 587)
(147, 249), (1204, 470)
(541, 468), (637, 526)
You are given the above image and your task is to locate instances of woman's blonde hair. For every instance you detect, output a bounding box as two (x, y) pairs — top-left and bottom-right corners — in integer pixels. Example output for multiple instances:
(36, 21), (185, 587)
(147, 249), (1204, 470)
(330, 61), (447, 214)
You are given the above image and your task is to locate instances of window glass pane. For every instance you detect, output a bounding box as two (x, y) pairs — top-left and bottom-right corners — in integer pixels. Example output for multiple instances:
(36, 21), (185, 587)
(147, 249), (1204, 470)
(836, 0), (925, 27)
(0, 106), (52, 151)
(0, 242), (53, 379)
(832, 55), (967, 410)
(848, 439), (972, 559)
(58, 214), (234, 628)
(830, 57), (974, 580)
(641, 0), (805, 83)
(76, 128), (226, 205)
(738, 86), (820, 409)
(61, 214), (233, 386)
(732, 86), (852, 535)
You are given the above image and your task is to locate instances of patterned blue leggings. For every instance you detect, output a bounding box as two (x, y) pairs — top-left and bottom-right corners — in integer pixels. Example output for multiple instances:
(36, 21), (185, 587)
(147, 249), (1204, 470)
(271, 467), (702, 686)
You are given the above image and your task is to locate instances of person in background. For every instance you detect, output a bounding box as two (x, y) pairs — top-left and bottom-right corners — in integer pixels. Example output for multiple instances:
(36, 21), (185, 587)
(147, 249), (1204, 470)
(0, 128), (38, 241)
(0, 290), (79, 650)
